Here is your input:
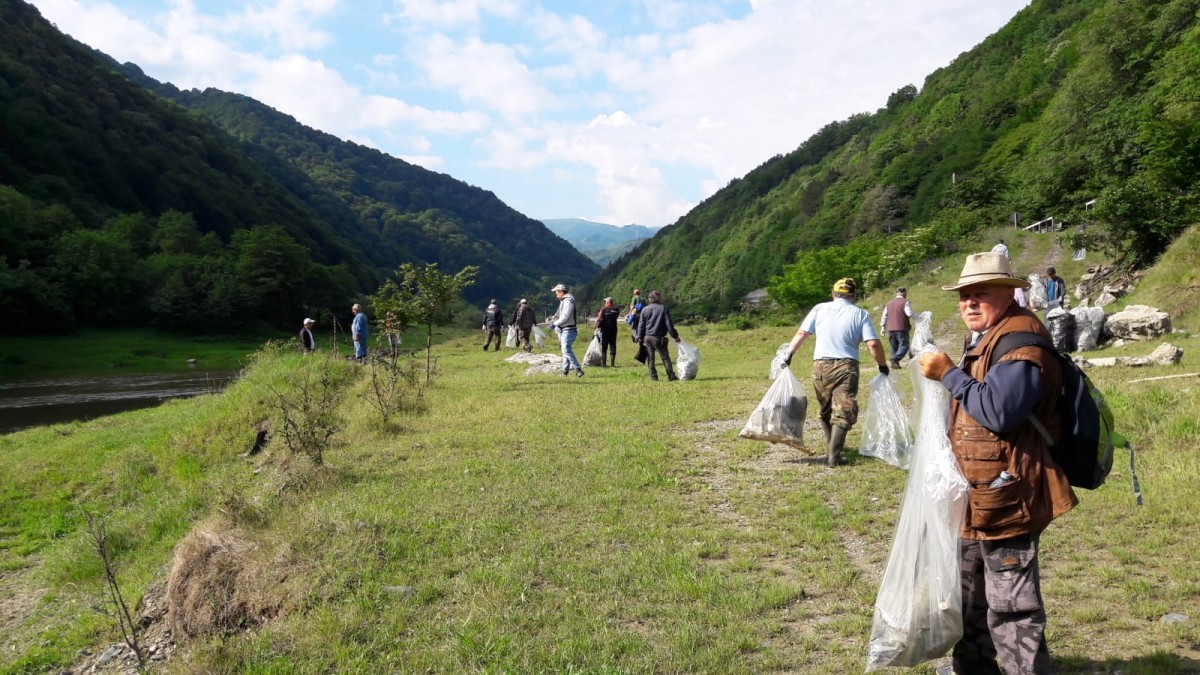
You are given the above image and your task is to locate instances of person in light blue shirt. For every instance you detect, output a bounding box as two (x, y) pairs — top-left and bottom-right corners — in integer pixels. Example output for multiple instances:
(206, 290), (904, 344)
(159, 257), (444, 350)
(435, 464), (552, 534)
(781, 278), (889, 467)
(351, 303), (369, 360)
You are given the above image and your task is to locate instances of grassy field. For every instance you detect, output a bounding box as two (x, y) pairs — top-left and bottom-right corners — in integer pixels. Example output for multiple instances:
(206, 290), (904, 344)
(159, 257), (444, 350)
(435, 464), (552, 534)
(1, 231), (1198, 673)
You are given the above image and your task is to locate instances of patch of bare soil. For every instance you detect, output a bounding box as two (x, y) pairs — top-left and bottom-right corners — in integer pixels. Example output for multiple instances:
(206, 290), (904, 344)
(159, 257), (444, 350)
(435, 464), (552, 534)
(69, 580), (176, 674)
(0, 570), (45, 658)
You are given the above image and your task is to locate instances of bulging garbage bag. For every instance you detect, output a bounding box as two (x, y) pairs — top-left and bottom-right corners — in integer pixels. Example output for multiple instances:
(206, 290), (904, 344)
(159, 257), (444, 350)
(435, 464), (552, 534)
(1071, 306), (1105, 352)
(676, 341), (700, 380)
(505, 325), (517, 348)
(583, 333), (604, 366)
(859, 373), (913, 469)
(532, 325), (546, 349)
(1046, 307), (1076, 353)
(1028, 274), (1048, 311)
(867, 311), (968, 671)
(739, 366), (808, 451)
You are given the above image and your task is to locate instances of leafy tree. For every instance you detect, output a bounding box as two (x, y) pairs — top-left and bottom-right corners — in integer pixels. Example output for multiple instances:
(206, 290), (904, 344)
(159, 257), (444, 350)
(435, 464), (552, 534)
(371, 263), (478, 384)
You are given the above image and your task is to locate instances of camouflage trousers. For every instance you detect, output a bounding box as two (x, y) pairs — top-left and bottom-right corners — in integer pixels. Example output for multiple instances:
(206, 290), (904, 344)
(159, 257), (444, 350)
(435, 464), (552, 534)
(811, 358), (860, 430)
(516, 327), (533, 351)
(952, 535), (1051, 675)
(483, 327), (503, 350)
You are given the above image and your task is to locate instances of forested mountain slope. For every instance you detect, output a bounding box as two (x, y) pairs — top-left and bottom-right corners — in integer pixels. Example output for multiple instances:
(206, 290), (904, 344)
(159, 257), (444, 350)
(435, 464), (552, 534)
(123, 72), (598, 304)
(0, 0), (596, 333)
(586, 0), (1200, 316)
(540, 219), (658, 267)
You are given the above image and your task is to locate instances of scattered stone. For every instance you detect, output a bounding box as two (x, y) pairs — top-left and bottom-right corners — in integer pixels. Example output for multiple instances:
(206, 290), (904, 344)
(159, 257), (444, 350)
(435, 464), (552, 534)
(1114, 339), (1127, 348)
(1160, 613), (1190, 624)
(1095, 292), (1118, 308)
(95, 646), (120, 667)
(1148, 344), (1184, 366)
(1104, 305), (1172, 341)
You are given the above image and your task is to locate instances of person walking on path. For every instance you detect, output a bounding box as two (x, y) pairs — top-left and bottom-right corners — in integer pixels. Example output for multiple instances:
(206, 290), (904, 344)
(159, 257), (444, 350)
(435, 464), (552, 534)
(482, 299), (506, 351)
(627, 288), (643, 342)
(1044, 267), (1067, 310)
(351, 303), (369, 360)
(991, 238), (1010, 260)
(918, 251), (1076, 675)
(299, 318), (316, 353)
(511, 299), (536, 352)
(781, 277), (889, 467)
(547, 283), (584, 377)
(881, 286), (913, 368)
(595, 297), (621, 366)
(633, 290), (681, 381)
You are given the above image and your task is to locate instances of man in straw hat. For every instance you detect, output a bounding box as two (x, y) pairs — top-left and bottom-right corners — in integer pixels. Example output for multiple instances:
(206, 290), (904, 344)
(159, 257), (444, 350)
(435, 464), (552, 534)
(780, 277), (889, 467)
(918, 251), (1077, 675)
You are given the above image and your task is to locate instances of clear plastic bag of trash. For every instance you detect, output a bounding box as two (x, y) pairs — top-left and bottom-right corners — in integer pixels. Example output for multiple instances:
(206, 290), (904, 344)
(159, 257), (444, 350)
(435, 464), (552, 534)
(532, 325), (546, 349)
(1071, 306), (1105, 352)
(506, 325), (517, 348)
(769, 343), (792, 380)
(1046, 306), (1075, 353)
(739, 366), (808, 451)
(859, 373), (913, 469)
(867, 311), (968, 671)
(583, 333), (604, 366)
(1027, 273), (1048, 311)
(676, 341), (700, 380)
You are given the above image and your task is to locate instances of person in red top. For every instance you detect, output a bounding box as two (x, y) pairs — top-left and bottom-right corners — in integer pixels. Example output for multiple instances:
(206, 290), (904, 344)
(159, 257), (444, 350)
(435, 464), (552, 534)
(595, 297), (621, 367)
(880, 287), (914, 368)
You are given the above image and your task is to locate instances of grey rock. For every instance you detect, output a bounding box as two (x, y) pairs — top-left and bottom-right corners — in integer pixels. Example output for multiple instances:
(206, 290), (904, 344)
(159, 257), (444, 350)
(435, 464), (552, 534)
(96, 645), (120, 666)
(1160, 612), (1190, 624)
(1104, 305), (1171, 341)
(1147, 343), (1184, 366)
(1095, 292), (1118, 308)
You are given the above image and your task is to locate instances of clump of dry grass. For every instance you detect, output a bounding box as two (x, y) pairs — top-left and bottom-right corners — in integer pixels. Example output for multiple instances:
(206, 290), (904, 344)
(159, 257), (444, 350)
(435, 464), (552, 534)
(166, 521), (290, 641)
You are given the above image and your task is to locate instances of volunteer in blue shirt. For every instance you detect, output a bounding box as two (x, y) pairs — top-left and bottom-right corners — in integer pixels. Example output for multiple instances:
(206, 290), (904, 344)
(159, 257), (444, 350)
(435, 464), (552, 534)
(781, 277), (889, 467)
(351, 303), (369, 360)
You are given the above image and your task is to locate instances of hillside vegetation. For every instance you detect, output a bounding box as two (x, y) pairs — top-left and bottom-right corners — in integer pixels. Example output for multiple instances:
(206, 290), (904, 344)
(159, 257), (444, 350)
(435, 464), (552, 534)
(586, 0), (1200, 317)
(1, 232), (1198, 672)
(0, 0), (595, 334)
(541, 219), (658, 267)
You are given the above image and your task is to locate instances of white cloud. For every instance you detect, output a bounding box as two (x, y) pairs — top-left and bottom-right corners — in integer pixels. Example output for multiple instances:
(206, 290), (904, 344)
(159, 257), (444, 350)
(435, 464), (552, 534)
(390, 0), (521, 29)
(413, 34), (557, 118)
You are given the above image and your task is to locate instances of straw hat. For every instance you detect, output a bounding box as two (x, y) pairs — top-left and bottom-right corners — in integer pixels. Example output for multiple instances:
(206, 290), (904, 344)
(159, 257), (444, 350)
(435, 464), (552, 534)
(942, 252), (1032, 291)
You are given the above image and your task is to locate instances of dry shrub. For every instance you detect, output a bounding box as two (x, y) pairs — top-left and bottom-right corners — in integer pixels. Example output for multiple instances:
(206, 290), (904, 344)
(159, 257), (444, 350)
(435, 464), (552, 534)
(166, 522), (288, 641)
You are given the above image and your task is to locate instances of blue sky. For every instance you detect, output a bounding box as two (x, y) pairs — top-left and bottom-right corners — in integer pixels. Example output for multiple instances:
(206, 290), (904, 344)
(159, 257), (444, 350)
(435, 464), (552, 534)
(30, 0), (1029, 227)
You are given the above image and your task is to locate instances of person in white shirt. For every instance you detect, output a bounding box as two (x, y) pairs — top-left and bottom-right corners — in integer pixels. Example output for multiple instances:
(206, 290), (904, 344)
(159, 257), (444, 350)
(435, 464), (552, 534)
(991, 238), (1010, 260)
(781, 277), (889, 467)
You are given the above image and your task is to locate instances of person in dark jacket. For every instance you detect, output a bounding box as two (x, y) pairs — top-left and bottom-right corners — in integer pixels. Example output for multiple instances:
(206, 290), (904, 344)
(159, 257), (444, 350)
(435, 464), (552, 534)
(482, 299), (506, 351)
(299, 317), (316, 353)
(633, 290), (680, 381)
(511, 298), (536, 352)
(595, 297), (621, 366)
(919, 252), (1076, 675)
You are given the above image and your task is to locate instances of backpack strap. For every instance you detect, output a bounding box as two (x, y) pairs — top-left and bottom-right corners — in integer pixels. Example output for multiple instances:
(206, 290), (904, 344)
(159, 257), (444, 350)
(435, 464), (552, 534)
(988, 331), (1057, 447)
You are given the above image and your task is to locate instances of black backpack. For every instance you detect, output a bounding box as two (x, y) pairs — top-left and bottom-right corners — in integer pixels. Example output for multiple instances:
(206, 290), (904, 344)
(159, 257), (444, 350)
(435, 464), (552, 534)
(990, 332), (1141, 504)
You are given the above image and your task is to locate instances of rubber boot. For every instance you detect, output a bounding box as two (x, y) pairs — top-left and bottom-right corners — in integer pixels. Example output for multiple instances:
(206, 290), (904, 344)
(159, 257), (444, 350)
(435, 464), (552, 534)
(828, 426), (848, 468)
(820, 420), (832, 448)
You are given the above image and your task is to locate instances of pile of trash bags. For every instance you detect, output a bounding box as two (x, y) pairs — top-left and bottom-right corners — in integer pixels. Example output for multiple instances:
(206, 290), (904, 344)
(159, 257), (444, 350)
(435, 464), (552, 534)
(859, 373), (913, 469)
(739, 365), (807, 450)
(676, 341), (700, 380)
(866, 311), (969, 671)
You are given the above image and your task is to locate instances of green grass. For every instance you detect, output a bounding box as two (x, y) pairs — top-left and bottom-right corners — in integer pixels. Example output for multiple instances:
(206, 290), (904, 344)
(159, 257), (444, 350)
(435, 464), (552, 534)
(1, 232), (1199, 673)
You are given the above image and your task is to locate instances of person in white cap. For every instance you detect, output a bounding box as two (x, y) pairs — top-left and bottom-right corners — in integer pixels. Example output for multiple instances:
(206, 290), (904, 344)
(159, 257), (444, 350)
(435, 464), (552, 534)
(918, 251), (1076, 675)
(299, 318), (316, 353)
(547, 283), (584, 377)
(351, 303), (368, 360)
(511, 298), (536, 352)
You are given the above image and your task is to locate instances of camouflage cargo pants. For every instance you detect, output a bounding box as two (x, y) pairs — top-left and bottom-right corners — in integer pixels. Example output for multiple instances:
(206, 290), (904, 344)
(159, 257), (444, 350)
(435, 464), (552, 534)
(953, 535), (1051, 675)
(484, 326), (503, 350)
(812, 358), (859, 430)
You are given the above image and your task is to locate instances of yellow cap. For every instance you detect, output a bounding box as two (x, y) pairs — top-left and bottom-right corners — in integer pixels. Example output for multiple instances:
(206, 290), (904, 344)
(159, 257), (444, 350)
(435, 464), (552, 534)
(832, 278), (857, 294)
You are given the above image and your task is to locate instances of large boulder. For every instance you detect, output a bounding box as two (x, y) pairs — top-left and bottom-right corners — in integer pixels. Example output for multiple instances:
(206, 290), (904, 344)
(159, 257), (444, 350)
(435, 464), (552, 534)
(1103, 305), (1172, 341)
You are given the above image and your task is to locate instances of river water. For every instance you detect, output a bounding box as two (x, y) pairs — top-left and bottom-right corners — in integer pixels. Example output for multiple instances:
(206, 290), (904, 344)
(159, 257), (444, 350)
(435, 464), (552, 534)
(0, 369), (238, 434)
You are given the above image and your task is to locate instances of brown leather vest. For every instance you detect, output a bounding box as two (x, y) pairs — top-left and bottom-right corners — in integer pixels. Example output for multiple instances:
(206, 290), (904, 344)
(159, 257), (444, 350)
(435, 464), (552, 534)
(949, 307), (1078, 540)
(885, 296), (911, 331)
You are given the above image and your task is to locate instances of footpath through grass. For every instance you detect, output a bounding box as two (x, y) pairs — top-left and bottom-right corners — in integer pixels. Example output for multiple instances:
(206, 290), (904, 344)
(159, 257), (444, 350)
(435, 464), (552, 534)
(1, 233), (1199, 672)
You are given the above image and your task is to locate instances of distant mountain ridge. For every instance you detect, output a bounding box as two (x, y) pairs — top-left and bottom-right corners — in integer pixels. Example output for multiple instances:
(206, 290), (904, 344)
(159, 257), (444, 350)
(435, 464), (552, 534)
(540, 219), (658, 267)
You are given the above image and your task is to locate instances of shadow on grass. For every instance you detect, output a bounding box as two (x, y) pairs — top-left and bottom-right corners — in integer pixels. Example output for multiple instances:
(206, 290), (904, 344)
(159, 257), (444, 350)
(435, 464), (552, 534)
(1055, 651), (1200, 674)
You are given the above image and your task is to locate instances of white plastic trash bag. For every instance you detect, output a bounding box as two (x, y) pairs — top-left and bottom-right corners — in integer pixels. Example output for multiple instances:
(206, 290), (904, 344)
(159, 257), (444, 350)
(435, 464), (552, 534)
(867, 311), (968, 671)
(859, 373), (913, 469)
(506, 325), (517, 348)
(1071, 306), (1105, 352)
(739, 366), (808, 451)
(769, 343), (792, 380)
(583, 333), (605, 366)
(1027, 274), (1048, 311)
(532, 325), (546, 349)
(676, 341), (700, 380)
